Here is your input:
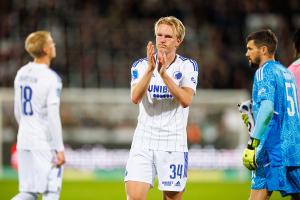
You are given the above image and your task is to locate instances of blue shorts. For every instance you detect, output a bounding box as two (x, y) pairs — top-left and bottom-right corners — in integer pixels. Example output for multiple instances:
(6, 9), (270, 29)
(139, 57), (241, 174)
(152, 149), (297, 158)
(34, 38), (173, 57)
(251, 146), (268, 190)
(251, 165), (300, 196)
(251, 164), (267, 190)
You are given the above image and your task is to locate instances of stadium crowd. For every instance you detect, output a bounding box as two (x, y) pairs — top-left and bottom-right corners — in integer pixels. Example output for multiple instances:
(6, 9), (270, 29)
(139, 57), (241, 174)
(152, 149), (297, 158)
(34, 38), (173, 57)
(0, 0), (299, 89)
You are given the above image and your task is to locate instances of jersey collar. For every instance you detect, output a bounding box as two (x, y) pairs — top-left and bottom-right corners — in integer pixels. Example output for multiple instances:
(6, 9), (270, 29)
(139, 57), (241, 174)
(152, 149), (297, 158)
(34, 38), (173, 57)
(261, 60), (277, 68)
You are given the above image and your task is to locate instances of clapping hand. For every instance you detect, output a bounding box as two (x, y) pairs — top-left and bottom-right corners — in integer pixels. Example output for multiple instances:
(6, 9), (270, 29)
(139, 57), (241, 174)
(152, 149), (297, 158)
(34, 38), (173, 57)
(147, 41), (156, 72)
(157, 51), (167, 76)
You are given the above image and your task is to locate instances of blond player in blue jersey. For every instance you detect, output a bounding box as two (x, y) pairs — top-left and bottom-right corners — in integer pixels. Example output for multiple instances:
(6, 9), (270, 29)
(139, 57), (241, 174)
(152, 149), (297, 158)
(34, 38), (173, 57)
(12, 31), (65, 200)
(125, 16), (199, 200)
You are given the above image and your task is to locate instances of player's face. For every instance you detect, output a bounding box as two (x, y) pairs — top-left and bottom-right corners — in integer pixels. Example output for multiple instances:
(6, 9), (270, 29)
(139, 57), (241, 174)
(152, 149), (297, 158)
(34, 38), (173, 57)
(45, 36), (56, 59)
(155, 24), (180, 54)
(246, 40), (261, 68)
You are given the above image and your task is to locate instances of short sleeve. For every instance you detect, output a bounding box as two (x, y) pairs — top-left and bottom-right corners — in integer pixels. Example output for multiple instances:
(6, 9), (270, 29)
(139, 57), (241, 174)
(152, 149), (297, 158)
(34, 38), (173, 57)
(130, 58), (147, 86)
(181, 59), (199, 92)
(47, 73), (62, 105)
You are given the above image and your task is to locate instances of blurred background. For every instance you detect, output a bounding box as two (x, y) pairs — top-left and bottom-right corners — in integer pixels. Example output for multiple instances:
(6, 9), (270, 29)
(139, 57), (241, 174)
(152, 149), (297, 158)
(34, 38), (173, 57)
(0, 0), (299, 199)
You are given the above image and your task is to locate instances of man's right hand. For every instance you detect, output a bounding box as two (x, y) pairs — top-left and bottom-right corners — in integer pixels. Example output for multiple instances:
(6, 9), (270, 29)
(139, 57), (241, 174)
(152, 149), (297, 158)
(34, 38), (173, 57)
(147, 41), (156, 72)
(55, 151), (65, 167)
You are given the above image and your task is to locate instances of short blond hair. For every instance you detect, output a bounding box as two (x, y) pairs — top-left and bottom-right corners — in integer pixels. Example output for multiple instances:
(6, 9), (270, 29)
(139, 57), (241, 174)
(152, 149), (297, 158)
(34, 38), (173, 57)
(154, 16), (185, 42)
(25, 31), (51, 58)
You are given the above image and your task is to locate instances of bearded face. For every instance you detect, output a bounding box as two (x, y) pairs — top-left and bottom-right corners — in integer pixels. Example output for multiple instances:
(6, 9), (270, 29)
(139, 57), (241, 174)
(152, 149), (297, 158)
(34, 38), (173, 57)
(246, 40), (262, 69)
(248, 55), (261, 69)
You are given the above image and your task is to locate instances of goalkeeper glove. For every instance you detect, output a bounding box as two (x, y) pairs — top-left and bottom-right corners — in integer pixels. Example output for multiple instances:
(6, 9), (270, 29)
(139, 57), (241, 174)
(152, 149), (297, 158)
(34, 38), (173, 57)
(242, 137), (260, 170)
(237, 100), (255, 135)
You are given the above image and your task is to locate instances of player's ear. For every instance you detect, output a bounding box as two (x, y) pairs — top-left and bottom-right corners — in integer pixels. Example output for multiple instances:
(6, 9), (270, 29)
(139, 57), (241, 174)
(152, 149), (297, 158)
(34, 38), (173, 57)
(261, 45), (269, 55)
(42, 45), (50, 56)
(176, 38), (182, 48)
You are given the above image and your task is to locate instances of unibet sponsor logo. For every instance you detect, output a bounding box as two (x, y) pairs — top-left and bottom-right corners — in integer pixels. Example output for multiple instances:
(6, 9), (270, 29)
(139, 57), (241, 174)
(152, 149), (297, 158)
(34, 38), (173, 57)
(148, 85), (173, 99)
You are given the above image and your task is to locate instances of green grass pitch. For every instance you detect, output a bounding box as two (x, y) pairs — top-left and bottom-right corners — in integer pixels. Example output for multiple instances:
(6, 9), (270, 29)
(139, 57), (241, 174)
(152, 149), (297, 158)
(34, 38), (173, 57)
(0, 179), (289, 200)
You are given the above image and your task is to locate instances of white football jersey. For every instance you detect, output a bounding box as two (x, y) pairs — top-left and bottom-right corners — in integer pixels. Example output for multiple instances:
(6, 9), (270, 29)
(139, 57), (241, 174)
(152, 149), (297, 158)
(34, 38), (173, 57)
(14, 62), (62, 150)
(130, 55), (199, 152)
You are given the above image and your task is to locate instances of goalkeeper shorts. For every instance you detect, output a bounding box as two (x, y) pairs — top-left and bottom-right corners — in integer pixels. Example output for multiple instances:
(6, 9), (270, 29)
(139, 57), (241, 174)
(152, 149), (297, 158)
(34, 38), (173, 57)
(124, 147), (188, 192)
(251, 164), (300, 196)
(267, 166), (300, 197)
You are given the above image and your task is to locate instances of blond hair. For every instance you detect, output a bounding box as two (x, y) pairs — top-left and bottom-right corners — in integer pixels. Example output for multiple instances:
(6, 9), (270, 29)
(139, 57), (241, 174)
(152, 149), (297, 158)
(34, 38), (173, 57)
(154, 16), (185, 42)
(25, 31), (51, 58)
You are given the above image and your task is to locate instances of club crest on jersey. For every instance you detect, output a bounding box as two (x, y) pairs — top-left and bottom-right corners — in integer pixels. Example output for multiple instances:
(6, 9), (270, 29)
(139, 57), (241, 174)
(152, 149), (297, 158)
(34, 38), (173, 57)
(173, 71), (182, 80)
(258, 87), (266, 95)
(132, 70), (138, 80)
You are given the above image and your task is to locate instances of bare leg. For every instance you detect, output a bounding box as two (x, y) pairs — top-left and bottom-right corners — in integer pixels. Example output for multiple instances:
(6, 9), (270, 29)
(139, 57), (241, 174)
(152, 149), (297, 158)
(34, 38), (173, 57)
(125, 181), (151, 200)
(163, 191), (183, 200)
(249, 189), (272, 200)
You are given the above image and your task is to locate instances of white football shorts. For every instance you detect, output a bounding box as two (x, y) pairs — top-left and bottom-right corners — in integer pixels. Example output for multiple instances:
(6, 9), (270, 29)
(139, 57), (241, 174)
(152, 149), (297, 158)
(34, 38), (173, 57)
(17, 149), (63, 193)
(124, 148), (188, 191)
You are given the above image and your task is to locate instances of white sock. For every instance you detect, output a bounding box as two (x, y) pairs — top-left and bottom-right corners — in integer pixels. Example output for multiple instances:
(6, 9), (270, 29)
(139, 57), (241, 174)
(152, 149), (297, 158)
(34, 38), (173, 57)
(11, 192), (38, 200)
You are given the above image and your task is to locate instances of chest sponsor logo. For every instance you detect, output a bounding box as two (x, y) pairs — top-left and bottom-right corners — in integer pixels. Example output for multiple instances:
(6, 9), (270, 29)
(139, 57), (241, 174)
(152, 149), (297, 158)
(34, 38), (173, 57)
(148, 85), (173, 99)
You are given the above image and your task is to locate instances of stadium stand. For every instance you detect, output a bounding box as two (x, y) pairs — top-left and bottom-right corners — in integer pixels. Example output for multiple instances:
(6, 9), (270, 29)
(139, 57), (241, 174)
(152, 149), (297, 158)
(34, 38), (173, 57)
(0, 0), (299, 89)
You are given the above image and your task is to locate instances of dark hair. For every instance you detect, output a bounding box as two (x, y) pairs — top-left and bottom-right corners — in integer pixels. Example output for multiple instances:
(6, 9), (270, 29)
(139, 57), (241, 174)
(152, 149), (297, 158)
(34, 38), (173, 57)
(293, 28), (300, 55)
(246, 29), (278, 55)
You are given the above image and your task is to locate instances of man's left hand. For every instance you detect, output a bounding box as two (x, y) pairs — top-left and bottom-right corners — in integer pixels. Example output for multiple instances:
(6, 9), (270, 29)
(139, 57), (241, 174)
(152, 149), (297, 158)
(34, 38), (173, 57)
(242, 137), (259, 170)
(157, 52), (167, 76)
(242, 147), (257, 170)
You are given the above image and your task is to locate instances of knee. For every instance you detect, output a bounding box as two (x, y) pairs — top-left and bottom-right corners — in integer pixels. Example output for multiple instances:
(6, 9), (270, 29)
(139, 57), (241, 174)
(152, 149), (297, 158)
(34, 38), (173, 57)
(163, 191), (183, 200)
(125, 181), (149, 200)
(126, 190), (146, 200)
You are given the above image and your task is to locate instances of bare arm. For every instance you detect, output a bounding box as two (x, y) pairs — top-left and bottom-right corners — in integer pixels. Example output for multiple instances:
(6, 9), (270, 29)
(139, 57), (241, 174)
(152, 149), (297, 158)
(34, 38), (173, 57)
(161, 74), (194, 108)
(158, 53), (195, 108)
(14, 92), (21, 124)
(48, 104), (65, 167)
(14, 77), (21, 124)
(131, 41), (156, 104)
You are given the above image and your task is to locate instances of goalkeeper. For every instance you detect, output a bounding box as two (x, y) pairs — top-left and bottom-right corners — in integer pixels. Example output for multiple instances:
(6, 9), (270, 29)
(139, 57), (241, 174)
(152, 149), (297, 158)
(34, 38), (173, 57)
(241, 29), (300, 200)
